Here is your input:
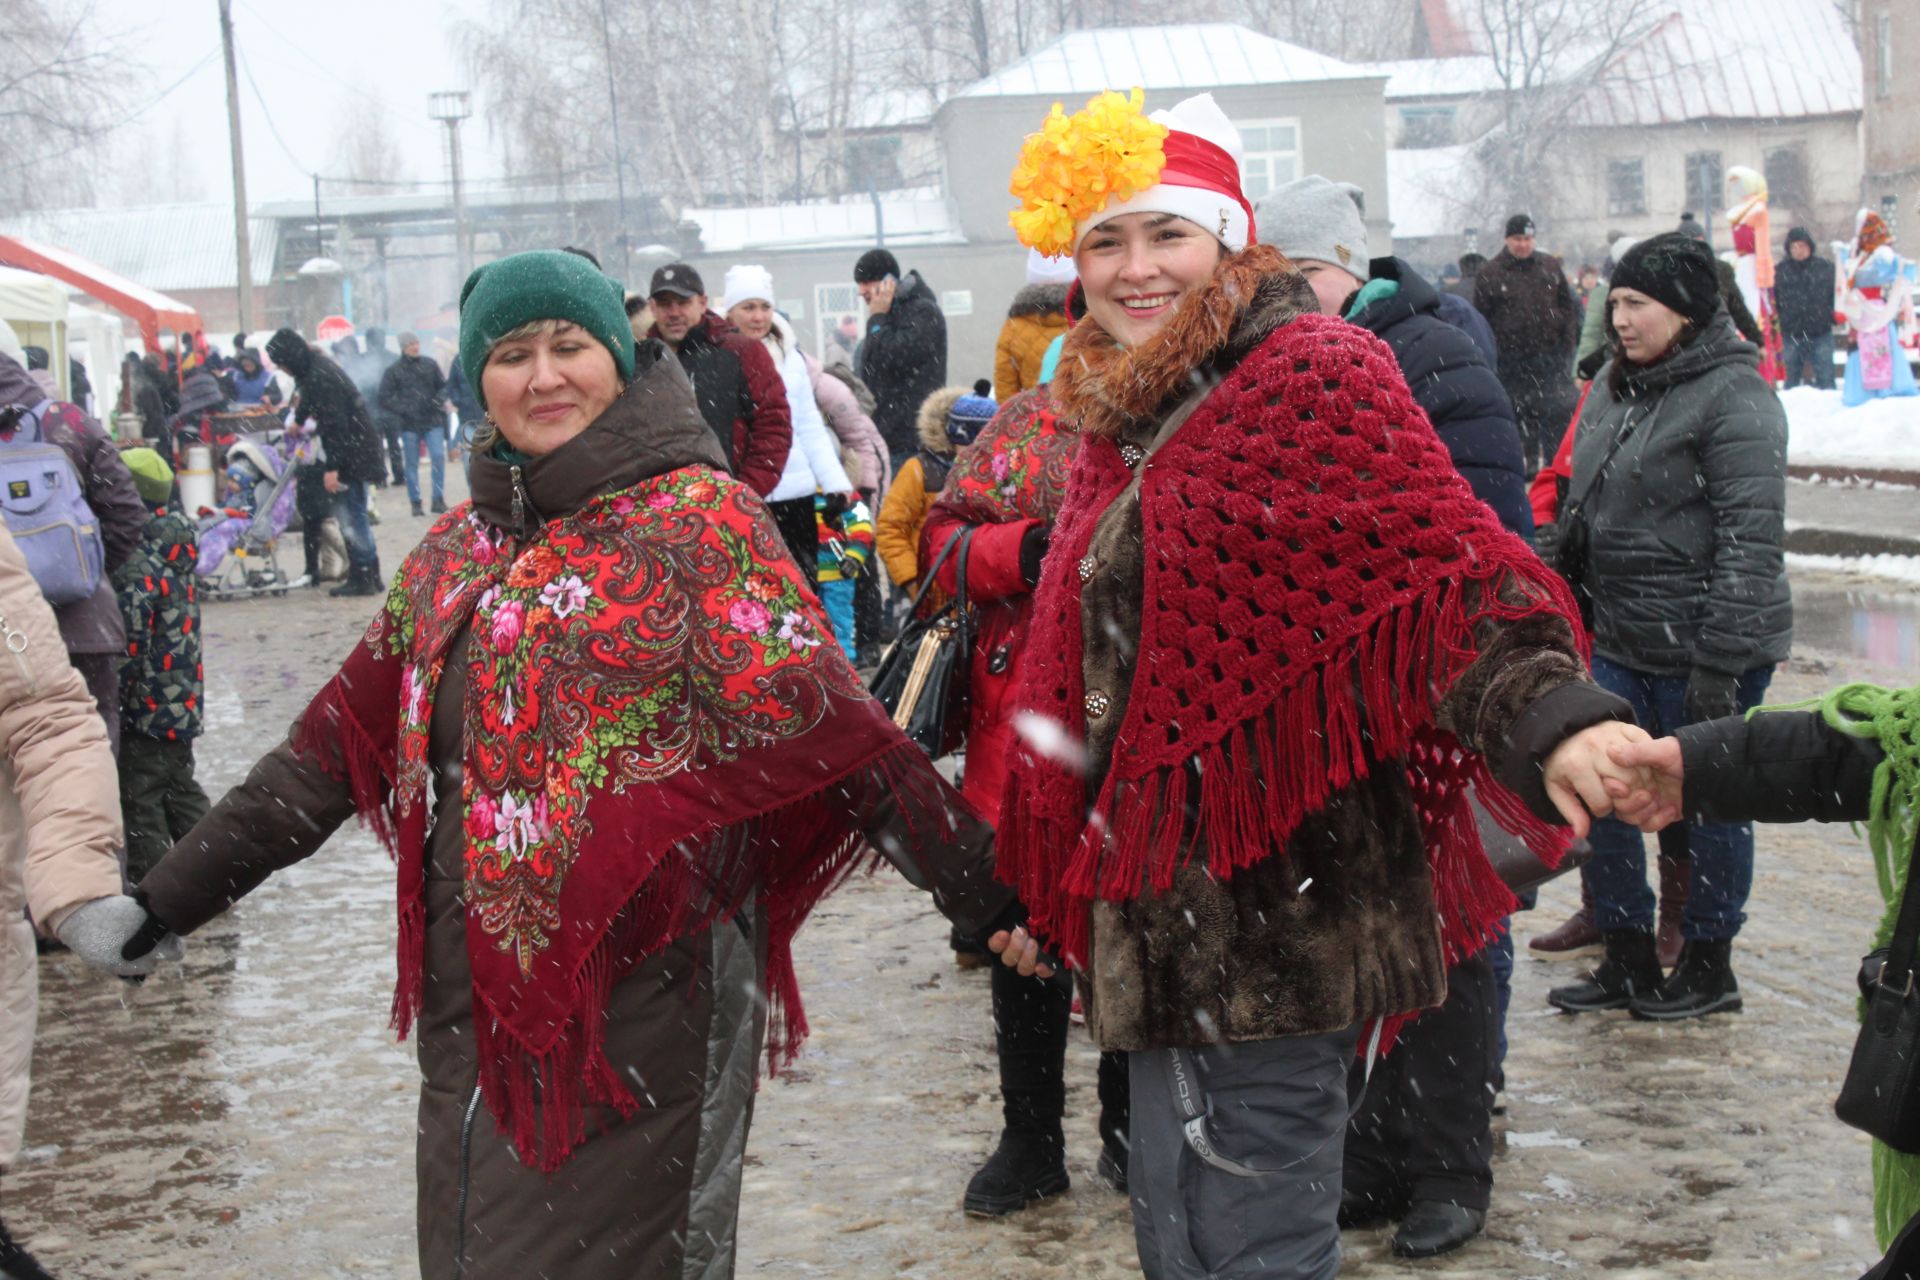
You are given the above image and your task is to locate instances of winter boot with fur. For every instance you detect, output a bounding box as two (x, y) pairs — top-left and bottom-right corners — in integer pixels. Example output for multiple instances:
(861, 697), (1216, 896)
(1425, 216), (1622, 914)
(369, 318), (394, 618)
(1656, 848), (1690, 969)
(1547, 929), (1663, 1013)
(1528, 877), (1602, 960)
(0, 1214), (57, 1280)
(964, 964), (1071, 1216)
(1630, 938), (1742, 1020)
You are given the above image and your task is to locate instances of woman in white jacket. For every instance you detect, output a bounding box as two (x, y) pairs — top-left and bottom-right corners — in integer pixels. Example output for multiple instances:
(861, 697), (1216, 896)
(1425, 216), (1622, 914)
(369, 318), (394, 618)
(722, 265), (853, 588)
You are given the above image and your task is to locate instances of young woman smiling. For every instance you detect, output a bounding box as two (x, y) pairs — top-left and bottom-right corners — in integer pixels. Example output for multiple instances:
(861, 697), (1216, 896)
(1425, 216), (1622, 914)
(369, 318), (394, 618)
(987, 90), (1656, 1278)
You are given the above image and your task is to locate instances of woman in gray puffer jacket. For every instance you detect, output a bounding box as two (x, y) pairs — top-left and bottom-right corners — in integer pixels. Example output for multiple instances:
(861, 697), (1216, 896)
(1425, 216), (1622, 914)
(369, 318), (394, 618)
(1548, 233), (1790, 1023)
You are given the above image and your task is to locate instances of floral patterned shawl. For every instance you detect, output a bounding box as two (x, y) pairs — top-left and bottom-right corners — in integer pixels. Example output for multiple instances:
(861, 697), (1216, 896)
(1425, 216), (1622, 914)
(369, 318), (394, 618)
(294, 463), (925, 1169)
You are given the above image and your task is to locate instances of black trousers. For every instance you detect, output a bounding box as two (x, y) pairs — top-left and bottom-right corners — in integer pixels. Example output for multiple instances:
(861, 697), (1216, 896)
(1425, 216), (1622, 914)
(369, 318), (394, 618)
(1344, 948), (1498, 1213)
(119, 735), (211, 883)
(990, 962), (1130, 1156)
(767, 497), (819, 592)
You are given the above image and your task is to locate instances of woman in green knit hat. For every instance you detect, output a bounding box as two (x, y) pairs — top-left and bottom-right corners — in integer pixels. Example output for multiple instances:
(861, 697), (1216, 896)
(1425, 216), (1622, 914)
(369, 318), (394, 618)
(1611, 686), (1920, 1275)
(129, 250), (1021, 1278)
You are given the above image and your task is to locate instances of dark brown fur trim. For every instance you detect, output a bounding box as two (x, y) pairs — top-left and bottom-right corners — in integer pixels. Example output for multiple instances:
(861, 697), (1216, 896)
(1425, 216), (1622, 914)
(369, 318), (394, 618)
(1007, 283), (1069, 318)
(1051, 244), (1316, 439)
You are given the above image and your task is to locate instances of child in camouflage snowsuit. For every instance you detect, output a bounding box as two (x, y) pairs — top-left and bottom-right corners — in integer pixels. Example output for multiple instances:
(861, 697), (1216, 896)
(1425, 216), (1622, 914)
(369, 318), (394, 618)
(114, 449), (210, 881)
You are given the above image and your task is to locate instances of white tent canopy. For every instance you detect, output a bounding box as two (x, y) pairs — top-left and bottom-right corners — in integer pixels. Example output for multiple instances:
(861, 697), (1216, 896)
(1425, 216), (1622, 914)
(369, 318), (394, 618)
(0, 266), (69, 399)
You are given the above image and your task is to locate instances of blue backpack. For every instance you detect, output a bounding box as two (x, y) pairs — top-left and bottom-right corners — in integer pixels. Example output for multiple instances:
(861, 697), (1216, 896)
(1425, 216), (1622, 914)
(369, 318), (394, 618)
(0, 403), (106, 606)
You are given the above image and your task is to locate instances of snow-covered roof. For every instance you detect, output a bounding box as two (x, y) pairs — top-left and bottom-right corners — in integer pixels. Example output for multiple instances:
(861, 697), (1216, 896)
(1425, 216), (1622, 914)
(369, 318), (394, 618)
(0, 203), (278, 292)
(684, 191), (961, 255)
(1365, 57), (1505, 101)
(1370, 0), (1861, 123)
(953, 24), (1379, 100)
(1386, 144), (1484, 239)
(1571, 0), (1861, 126)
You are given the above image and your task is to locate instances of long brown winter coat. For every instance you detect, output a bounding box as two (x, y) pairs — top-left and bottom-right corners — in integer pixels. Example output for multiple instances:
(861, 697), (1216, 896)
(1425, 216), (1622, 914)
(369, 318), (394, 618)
(138, 359), (1013, 1279)
(1048, 248), (1630, 1052)
(993, 284), (1070, 399)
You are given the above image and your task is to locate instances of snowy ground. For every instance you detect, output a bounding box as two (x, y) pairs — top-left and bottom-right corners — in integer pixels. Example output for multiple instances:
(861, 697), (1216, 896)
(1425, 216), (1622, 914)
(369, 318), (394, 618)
(7, 479), (1918, 1276)
(1784, 386), (1920, 471)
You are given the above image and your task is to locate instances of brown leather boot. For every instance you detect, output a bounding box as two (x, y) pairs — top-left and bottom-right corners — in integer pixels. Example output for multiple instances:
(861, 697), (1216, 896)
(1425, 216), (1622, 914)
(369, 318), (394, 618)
(1657, 850), (1690, 969)
(1528, 877), (1602, 959)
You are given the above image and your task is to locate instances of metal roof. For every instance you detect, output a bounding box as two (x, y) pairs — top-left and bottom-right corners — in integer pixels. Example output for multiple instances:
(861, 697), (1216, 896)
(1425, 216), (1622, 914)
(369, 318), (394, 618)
(954, 23), (1379, 99)
(1569, 0), (1862, 126)
(0, 203), (278, 292)
(1383, 0), (1861, 123)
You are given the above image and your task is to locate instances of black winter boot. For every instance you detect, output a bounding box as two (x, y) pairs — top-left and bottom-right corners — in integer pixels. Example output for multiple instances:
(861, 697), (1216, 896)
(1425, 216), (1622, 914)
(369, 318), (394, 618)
(0, 1214), (57, 1280)
(1095, 1049), (1130, 1193)
(1630, 938), (1742, 1020)
(1547, 929), (1663, 1013)
(964, 964), (1071, 1216)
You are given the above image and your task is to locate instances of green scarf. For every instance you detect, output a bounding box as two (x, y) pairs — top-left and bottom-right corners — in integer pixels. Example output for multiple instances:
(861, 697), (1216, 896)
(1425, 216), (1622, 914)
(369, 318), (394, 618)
(1766, 682), (1920, 1246)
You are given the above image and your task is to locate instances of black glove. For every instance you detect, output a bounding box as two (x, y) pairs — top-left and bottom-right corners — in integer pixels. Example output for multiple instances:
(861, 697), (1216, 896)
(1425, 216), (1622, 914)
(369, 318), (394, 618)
(1576, 348), (1608, 382)
(1684, 667), (1741, 724)
(1532, 521), (1561, 565)
(1019, 524), (1051, 587)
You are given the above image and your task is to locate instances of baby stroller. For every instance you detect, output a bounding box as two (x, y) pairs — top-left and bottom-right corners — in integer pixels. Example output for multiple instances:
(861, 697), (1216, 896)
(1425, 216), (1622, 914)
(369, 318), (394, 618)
(195, 426), (302, 600)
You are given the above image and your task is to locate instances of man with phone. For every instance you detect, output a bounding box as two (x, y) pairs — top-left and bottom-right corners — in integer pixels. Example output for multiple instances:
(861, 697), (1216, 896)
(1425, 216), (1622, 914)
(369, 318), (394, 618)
(853, 249), (948, 473)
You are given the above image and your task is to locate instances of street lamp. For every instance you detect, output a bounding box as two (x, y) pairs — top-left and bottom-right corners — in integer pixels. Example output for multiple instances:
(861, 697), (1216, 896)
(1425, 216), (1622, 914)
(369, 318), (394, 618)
(429, 91), (474, 283)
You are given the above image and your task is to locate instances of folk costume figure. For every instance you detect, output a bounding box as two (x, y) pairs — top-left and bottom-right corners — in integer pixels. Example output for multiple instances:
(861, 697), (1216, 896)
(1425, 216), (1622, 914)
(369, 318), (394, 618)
(997, 88), (1652, 1278)
(1841, 210), (1919, 407)
(1725, 166), (1785, 384)
(130, 250), (1019, 1280)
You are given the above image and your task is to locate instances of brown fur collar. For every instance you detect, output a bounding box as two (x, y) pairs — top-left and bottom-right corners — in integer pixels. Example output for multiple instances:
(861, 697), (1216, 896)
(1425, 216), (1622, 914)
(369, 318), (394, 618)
(1007, 283), (1069, 318)
(1052, 244), (1316, 439)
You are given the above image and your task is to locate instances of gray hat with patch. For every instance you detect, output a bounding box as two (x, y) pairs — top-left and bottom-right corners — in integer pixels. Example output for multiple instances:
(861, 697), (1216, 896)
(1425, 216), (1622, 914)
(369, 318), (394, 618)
(1254, 175), (1370, 281)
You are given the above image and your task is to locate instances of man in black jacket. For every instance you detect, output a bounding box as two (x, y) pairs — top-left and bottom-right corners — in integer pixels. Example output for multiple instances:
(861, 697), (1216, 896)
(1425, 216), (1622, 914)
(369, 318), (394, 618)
(1263, 175), (1530, 1260)
(1475, 215), (1581, 475)
(852, 249), (947, 469)
(1775, 227), (1838, 390)
(265, 329), (387, 597)
(377, 333), (451, 516)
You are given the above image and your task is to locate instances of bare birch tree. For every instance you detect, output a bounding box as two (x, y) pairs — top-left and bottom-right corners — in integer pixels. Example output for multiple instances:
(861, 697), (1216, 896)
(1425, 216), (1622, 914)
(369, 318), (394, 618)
(0, 0), (127, 211)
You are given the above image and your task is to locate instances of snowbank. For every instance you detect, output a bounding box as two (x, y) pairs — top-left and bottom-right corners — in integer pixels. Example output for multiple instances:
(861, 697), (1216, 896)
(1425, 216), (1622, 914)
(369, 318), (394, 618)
(1787, 551), (1920, 587)
(1784, 386), (1920, 470)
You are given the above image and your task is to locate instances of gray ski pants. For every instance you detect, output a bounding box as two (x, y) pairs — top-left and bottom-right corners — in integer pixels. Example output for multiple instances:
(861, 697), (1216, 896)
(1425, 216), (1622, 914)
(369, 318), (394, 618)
(1128, 1026), (1360, 1279)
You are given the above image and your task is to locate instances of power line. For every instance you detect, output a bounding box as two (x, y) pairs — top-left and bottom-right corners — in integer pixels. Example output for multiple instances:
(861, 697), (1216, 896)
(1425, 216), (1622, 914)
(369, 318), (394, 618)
(233, 0), (439, 139)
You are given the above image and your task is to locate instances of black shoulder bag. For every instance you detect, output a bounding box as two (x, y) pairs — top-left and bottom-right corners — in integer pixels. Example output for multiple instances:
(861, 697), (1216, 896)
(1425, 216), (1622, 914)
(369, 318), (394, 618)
(869, 526), (974, 758)
(1836, 824), (1920, 1154)
(1548, 401), (1647, 628)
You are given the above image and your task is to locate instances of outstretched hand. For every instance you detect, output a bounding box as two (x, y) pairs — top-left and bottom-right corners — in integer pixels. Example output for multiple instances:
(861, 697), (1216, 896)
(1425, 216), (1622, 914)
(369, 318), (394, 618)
(987, 925), (1057, 980)
(1603, 736), (1685, 831)
(1541, 720), (1658, 839)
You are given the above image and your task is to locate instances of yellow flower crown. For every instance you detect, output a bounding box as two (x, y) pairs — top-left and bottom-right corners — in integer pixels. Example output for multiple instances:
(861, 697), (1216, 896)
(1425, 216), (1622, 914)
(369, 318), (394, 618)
(1008, 88), (1169, 260)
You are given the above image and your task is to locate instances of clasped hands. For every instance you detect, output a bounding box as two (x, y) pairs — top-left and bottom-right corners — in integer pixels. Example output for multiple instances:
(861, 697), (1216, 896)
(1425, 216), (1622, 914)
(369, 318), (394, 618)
(1544, 720), (1686, 835)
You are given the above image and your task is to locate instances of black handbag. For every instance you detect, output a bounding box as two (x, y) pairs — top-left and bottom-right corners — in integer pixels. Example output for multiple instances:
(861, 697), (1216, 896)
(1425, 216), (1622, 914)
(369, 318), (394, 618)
(869, 527), (974, 758)
(1835, 824), (1920, 1154)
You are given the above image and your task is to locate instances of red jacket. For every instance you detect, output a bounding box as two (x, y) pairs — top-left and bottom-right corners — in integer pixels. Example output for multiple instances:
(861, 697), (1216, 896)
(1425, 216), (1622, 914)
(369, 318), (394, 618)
(1529, 381), (1592, 528)
(644, 313), (792, 497)
(918, 507), (1043, 824)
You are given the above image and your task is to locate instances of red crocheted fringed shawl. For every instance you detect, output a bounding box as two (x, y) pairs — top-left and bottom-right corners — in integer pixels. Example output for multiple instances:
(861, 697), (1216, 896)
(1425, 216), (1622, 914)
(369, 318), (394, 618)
(994, 302), (1586, 979)
(293, 465), (935, 1170)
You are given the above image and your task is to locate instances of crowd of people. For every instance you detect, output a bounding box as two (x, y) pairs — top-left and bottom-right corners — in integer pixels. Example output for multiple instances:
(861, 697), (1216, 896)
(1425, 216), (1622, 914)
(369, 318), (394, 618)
(4, 80), (1920, 1280)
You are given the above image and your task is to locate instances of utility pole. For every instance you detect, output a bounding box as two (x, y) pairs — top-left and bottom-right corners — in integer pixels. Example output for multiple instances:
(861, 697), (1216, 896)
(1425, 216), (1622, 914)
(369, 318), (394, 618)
(597, 0), (631, 287)
(218, 0), (254, 332)
(429, 92), (474, 284)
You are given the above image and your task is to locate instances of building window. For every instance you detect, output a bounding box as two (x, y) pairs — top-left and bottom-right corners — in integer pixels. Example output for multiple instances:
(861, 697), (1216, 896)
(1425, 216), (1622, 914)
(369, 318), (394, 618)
(1398, 106), (1457, 149)
(845, 135), (903, 192)
(1607, 157), (1647, 217)
(1237, 119), (1301, 200)
(1764, 145), (1809, 212)
(1879, 15), (1893, 98)
(1685, 150), (1723, 225)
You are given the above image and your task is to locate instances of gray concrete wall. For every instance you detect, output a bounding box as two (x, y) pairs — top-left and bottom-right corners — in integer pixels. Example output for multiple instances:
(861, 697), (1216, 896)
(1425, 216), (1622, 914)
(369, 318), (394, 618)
(1863, 0), (1920, 234)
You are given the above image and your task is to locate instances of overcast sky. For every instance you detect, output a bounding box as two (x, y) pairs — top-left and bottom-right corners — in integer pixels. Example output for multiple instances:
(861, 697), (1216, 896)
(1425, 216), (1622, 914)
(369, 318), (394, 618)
(94, 0), (504, 207)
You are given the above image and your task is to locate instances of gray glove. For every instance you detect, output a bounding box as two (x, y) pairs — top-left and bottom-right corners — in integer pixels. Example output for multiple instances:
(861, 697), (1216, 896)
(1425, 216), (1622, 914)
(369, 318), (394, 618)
(53, 895), (185, 976)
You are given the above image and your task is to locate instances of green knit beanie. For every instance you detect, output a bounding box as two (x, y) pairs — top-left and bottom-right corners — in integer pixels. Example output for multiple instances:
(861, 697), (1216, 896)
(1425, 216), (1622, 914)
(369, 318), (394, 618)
(458, 250), (635, 410)
(122, 446), (174, 505)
